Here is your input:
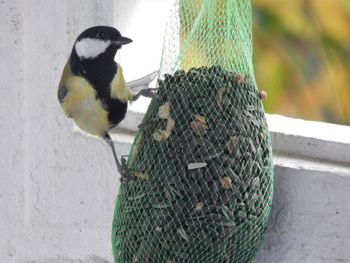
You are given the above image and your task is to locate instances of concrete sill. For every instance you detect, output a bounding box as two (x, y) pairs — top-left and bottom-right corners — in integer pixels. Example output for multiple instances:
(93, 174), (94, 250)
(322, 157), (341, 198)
(267, 114), (350, 165)
(114, 111), (350, 165)
(112, 111), (350, 181)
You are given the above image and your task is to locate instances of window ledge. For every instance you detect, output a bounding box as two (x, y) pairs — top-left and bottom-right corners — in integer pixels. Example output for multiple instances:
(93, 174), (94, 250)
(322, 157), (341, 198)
(267, 114), (350, 165)
(113, 111), (350, 167)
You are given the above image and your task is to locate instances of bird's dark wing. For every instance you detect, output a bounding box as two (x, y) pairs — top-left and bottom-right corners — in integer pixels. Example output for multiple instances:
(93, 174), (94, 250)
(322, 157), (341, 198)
(58, 85), (68, 103)
(58, 61), (71, 103)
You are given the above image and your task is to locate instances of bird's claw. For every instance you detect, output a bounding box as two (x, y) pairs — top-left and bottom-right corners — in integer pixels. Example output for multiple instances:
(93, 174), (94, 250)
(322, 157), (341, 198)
(135, 88), (159, 100)
(119, 155), (130, 183)
(121, 155), (128, 166)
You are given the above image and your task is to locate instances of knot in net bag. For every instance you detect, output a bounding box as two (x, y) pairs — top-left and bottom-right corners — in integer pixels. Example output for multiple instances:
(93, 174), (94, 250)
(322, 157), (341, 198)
(112, 0), (274, 262)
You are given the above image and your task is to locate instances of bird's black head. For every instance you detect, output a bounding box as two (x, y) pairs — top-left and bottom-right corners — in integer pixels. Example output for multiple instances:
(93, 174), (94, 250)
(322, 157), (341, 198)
(73, 26), (132, 61)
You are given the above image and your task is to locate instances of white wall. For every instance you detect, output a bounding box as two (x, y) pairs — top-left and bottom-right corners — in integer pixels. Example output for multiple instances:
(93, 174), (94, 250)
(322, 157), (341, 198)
(257, 157), (350, 263)
(1, 1), (350, 263)
(0, 1), (122, 262)
(113, 0), (174, 113)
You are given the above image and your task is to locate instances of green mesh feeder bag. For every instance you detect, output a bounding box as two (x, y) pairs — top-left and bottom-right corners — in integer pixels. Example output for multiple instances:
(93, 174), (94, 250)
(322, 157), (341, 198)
(112, 0), (274, 262)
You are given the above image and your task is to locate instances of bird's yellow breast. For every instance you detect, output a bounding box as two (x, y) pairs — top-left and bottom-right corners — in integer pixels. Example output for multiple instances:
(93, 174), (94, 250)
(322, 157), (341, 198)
(110, 63), (135, 102)
(59, 66), (109, 136)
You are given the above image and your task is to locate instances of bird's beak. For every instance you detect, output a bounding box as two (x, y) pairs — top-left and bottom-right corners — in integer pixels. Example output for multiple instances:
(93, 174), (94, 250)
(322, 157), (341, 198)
(113, 36), (133, 46)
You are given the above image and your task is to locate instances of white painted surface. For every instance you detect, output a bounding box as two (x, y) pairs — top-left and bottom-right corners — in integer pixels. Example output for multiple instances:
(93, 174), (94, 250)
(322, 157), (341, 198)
(256, 160), (350, 263)
(113, 0), (174, 113)
(267, 114), (350, 164)
(1, 1), (350, 263)
(0, 1), (120, 262)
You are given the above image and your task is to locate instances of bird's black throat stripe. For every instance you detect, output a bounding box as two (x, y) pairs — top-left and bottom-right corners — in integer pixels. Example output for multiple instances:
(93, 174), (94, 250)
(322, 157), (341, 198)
(70, 47), (128, 127)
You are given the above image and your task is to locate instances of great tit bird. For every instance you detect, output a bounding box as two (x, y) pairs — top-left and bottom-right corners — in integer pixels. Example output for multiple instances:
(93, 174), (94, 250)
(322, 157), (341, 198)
(58, 26), (157, 177)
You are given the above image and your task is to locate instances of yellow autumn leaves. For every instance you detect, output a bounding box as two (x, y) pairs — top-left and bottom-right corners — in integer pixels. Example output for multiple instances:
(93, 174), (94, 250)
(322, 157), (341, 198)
(253, 0), (350, 124)
(178, 0), (350, 124)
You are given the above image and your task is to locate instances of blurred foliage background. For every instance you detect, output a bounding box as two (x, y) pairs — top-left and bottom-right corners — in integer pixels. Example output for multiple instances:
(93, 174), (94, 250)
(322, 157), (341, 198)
(252, 0), (350, 125)
(177, 0), (349, 125)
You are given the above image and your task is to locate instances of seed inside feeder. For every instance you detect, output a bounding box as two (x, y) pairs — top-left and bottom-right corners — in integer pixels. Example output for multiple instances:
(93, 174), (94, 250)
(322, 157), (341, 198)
(113, 65), (273, 263)
(220, 176), (232, 190)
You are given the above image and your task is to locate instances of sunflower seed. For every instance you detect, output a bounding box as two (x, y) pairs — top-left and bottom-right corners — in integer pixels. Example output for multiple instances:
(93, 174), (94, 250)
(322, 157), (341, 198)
(188, 162), (207, 170)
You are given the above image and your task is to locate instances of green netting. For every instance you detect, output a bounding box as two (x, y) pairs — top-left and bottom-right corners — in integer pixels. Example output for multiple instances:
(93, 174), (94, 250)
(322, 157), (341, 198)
(112, 0), (274, 262)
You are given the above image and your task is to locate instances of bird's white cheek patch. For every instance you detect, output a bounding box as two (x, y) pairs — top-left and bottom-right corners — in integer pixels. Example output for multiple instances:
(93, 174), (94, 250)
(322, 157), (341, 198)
(75, 38), (111, 59)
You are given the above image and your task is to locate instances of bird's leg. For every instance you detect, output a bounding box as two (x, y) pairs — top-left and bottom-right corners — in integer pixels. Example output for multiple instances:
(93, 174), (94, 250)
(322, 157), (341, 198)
(103, 133), (129, 182)
(132, 88), (159, 101)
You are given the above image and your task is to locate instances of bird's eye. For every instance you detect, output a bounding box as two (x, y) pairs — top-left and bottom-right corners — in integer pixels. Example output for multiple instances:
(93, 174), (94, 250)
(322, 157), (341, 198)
(96, 33), (105, 39)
